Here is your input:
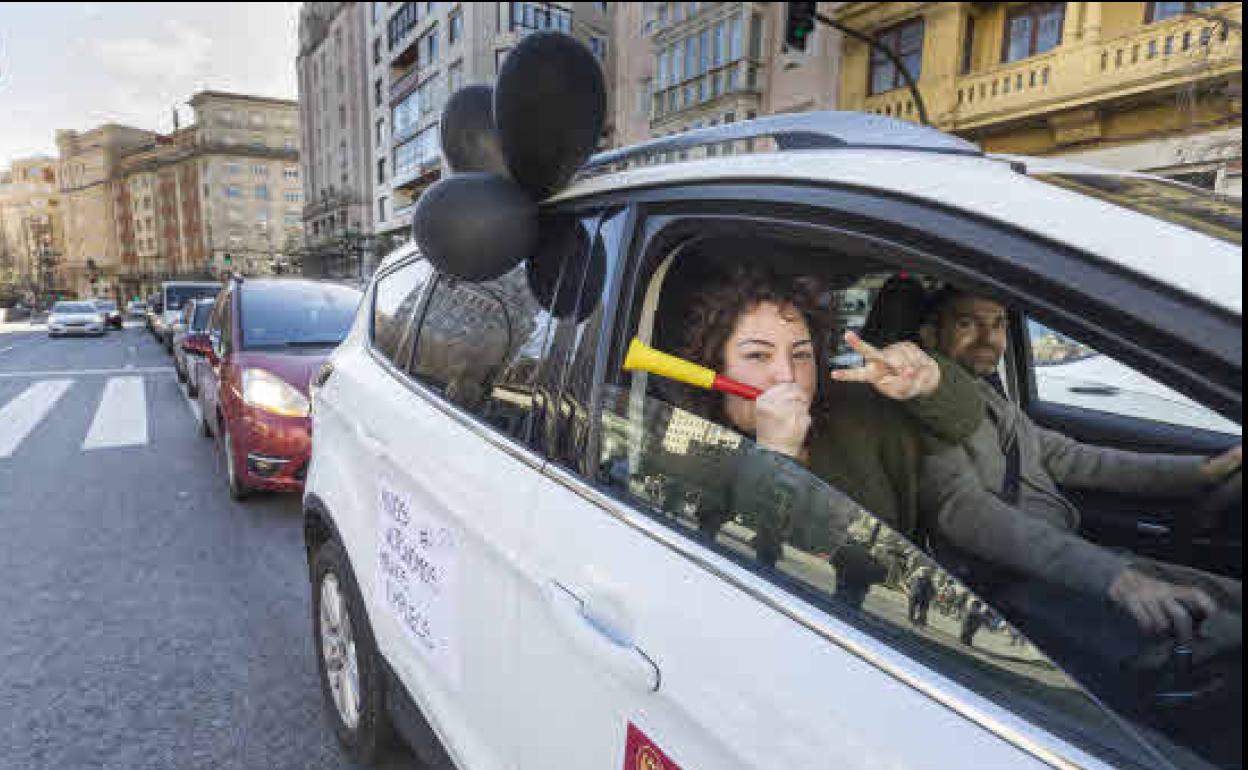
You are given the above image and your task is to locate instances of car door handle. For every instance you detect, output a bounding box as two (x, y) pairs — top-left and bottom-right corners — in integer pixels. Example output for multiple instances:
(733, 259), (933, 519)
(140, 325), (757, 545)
(544, 581), (660, 692)
(354, 424), (385, 455)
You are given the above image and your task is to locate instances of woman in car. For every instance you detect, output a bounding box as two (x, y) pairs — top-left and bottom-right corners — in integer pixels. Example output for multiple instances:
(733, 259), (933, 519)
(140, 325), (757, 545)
(670, 266), (982, 566)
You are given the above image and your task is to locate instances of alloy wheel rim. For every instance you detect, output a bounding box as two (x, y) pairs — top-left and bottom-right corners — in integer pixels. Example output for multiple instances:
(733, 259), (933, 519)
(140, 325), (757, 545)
(319, 573), (361, 729)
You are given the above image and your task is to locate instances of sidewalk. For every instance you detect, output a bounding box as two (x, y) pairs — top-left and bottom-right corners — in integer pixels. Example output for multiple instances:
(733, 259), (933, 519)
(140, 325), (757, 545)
(0, 313), (48, 334)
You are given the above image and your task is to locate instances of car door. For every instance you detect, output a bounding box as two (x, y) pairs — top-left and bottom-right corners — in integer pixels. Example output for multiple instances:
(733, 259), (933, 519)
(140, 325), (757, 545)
(200, 287), (233, 433)
(323, 250), (578, 770)
(510, 193), (1243, 770)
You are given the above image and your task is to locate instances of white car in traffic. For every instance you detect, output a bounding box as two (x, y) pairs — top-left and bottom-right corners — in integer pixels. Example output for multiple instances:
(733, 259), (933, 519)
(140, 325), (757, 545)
(47, 301), (106, 337)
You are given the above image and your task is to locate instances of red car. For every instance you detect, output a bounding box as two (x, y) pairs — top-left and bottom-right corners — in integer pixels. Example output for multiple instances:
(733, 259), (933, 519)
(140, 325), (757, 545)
(186, 276), (362, 499)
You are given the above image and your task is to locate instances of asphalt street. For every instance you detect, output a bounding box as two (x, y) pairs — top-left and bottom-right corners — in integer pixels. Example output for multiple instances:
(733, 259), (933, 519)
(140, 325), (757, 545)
(0, 322), (415, 770)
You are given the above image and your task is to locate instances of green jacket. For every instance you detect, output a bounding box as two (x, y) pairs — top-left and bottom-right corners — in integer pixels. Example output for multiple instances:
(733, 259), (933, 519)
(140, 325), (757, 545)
(662, 354), (984, 565)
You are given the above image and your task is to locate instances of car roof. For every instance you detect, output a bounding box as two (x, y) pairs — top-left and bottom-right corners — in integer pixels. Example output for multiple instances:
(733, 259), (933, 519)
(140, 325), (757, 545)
(548, 149), (1240, 315)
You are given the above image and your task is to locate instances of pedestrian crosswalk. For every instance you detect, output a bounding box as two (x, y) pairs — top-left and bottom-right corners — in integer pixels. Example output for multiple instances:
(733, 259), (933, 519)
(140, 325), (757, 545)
(0, 374), (170, 458)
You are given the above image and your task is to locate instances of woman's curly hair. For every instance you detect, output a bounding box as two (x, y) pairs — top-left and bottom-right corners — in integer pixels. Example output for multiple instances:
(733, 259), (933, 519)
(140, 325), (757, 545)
(677, 265), (836, 426)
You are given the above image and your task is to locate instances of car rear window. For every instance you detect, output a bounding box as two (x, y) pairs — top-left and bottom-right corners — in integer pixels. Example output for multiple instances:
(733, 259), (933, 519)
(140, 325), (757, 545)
(165, 285), (220, 311)
(1032, 172), (1242, 245)
(239, 282), (361, 349)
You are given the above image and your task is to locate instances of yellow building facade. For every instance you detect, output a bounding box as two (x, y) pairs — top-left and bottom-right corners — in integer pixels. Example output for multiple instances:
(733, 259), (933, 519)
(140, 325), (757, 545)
(835, 2), (1242, 196)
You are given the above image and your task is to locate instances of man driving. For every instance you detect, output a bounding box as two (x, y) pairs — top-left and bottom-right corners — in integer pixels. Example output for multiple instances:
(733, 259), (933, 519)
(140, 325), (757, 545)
(918, 288), (1241, 643)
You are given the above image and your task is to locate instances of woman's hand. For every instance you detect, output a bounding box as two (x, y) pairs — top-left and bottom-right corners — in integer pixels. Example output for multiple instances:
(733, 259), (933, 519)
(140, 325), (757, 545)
(832, 331), (941, 401)
(754, 382), (812, 459)
(1202, 445), (1242, 483)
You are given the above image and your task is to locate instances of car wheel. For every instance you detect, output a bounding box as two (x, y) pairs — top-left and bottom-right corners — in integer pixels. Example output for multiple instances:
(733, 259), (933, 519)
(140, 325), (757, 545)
(175, 359), (187, 384)
(220, 421), (249, 500)
(187, 377), (199, 399)
(312, 539), (394, 766)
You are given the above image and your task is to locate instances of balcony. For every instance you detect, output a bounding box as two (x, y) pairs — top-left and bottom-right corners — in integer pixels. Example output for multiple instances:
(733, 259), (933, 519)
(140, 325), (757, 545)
(862, 3), (1241, 131)
(953, 4), (1240, 129)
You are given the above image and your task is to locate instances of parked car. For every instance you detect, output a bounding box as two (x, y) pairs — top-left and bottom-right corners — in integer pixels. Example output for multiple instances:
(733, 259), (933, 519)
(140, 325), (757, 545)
(126, 300), (148, 319)
(47, 300), (105, 337)
(145, 294), (162, 335)
(173, 298), (215, 397)
(302, 113), (1241, 770)
(157, 281), (219, 351)
(92, 299), (123, 329)
(193, 276), (361, 499)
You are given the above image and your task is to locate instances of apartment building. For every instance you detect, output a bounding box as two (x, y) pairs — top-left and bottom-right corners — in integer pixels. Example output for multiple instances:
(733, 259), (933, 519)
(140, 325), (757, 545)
(612, 2), (843, 148)
(297, 2), (376, 278)
(835, 2), (1242, 196)
(0, 156), (65, 301)
(57, 92), (303, 301)
(366, 1), (612, 248)
(56, 125), (157, 299)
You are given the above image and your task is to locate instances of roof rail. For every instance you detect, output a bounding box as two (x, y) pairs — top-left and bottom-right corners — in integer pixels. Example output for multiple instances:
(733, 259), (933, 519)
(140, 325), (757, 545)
(582, 111), (982, 174)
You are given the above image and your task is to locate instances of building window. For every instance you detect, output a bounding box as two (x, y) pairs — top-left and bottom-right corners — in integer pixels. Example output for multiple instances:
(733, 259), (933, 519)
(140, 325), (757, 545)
(225, 162), (242, 175)
(393, 123), (441, 178)
(284, 166), (299, 180)
(224, 185), (243, 199)
(375, 78), (384, 107)
(373, 1), (385, 25)
(373, 37), (382, 65)
(590, 36), (607, 61)
(376, 118), (386, 146)
(496, 48), (511, 74)
(378, 196), (388, 222)
(1003, 3), (1064, 63)
(388, 1), (420, 50)
(378, 157), (387, 184)
(339, 104), (347, 128)
(448, 60), (464, 94)
(285, 211), (301, 226)
(449, 10), (463, 44)
(284, 191), (303, 203)
(252, 164), (269, 177)
(1147, 1), (1220, 23)
(509, 2), (571, 35)
(418, 25), (439, 68)
(961, 15), (976, 75)
(730, 14), (744, 61)
(869, 18), (925, 96)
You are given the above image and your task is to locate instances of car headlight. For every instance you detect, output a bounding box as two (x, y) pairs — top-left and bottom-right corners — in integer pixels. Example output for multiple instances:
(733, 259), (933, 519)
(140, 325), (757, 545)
(242, 368), (310, 417)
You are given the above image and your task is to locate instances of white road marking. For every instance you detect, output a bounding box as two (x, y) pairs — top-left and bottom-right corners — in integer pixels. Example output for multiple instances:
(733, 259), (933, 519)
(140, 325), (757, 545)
(0, 379), (73, 458)
(82, 377), (149, 450)
(0, 346), (14, 354)
(0, 366), (174, 379)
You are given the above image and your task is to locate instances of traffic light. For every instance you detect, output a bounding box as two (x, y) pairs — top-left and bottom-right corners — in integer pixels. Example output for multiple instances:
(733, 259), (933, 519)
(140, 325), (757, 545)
(785, 2), (818, 52)
(223, 252), (232, 265)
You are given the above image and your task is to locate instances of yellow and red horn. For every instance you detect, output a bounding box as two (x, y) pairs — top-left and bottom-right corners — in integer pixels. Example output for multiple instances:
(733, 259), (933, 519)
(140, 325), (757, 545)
(622, 338), (762, 400)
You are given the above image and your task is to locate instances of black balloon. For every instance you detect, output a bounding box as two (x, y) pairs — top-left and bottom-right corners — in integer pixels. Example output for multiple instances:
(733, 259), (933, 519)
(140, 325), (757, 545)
(525, 214), (604, 321)
(411, 173), (537, 282)
(440, 85), (509, 177)
(495, 32), (606, 199)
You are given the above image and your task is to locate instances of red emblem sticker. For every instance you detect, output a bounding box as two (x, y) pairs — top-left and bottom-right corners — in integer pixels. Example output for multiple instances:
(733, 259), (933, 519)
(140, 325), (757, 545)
(624, 723), (684, 770)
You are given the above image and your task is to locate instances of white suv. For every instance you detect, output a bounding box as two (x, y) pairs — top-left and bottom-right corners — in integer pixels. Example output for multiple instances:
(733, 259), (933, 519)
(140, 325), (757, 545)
(303, 113), (1241, 770)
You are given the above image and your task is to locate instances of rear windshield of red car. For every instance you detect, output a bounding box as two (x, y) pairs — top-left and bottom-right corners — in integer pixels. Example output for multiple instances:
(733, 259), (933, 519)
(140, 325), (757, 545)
(239, 282), (362, 350)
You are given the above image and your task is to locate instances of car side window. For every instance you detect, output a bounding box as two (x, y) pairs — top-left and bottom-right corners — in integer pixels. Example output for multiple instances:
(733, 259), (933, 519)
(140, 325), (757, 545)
(1027, 318), (1241, 435)
(407, 261), (560, 448)
(372, 258), (433, 369)
(217, 291), (234, 357)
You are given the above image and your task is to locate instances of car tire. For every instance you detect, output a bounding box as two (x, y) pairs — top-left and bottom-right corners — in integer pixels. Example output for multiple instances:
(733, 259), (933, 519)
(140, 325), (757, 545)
(221, 422), (250, 500)
(176, 360), (187, 384)
(199, 396), (212, 438)
(187, 378), (199, 399)
(312, 539), (395, 766)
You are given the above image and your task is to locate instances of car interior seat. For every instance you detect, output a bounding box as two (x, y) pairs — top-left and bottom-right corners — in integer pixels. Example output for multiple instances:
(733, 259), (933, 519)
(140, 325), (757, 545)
(857, 274), (929, 348)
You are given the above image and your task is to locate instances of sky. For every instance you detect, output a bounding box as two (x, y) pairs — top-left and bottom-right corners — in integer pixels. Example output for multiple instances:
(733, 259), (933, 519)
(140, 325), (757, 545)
(0, 2), (301, 163)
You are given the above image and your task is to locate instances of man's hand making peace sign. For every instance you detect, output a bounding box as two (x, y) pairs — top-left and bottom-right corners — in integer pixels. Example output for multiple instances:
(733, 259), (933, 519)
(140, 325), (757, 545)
(831, 331), (942, 401)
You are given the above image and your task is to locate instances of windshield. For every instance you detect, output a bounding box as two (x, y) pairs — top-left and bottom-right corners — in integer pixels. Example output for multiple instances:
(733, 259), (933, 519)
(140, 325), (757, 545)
(240, 282), (361, 349)
(96, 301), (117, 311)
(52, 302), (96, 314)
(164, 285), (220, 311)
(1032, 173), (1242, 245)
